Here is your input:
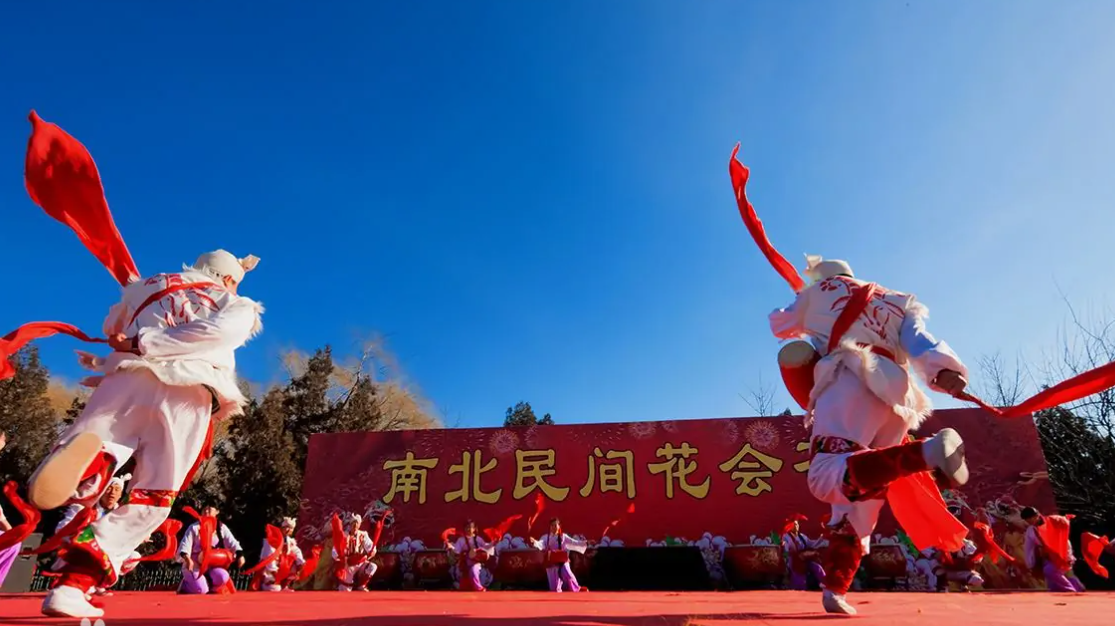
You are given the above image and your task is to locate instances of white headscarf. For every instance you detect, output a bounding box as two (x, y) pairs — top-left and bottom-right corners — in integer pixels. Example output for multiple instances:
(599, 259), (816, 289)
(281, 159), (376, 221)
(804, 254), (854, 284)
(108, 473), (131, 491)
(192, 250), (260, 284)
(281, 517), (297, 531)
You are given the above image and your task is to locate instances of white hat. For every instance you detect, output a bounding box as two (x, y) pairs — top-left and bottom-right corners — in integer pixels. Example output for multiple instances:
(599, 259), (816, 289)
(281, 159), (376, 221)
(108, 473), (132, 490)
(193, 250), (260, 284)
(804, 254), (854, 283)
(281, 517), (297, 530)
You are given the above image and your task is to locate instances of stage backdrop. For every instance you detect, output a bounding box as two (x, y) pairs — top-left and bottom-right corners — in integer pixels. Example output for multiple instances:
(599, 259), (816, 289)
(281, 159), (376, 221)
(297, 409), (1056, 551)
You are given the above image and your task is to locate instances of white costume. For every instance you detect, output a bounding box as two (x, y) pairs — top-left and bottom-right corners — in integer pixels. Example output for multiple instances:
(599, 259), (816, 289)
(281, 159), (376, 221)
(332, 516), (377, 591)
(50, 474), (140, 595)
(530, 532), (588, 592)
(768, 256), (969, 615)
(260, 518), (305, 592)
(37, 251), (261, 618)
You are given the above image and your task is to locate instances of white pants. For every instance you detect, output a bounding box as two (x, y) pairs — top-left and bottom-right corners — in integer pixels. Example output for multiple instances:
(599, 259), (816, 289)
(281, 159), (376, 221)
(336, 561), (377, 590)
(807, 368), (911, 551)
(56, 369), (212, 579)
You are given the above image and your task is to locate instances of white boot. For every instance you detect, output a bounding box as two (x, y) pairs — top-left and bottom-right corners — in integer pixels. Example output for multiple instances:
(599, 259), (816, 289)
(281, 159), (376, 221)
(42, 585), (105, 618)
(922, 428), (968, 487)
(822, 589), (857, 615)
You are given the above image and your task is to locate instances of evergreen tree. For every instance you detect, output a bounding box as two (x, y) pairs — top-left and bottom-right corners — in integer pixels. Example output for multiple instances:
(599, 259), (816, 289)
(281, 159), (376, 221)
(503, 401), (555, 427)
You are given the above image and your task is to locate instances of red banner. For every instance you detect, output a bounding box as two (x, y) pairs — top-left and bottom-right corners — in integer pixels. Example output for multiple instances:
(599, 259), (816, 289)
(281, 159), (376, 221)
(297, 409), (1055, 551)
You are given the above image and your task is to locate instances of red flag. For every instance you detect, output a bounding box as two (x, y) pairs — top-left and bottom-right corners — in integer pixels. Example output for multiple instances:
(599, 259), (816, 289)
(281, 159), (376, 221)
(728, 144), (806, 293)
(1081, 532), (1110, 578)
(1036, 514), (1075, 571)
(24, 111), (139, 285)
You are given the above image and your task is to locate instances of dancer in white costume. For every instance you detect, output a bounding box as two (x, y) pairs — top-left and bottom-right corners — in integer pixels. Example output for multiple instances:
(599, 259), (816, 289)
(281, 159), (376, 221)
(770, 256), (970, 615)
(33, 250), (262, 618)
(51, 473), (140, 597)
(530, 518), (588, 592)
(332, 512), (377, 591)
(259, 517), (305, 592)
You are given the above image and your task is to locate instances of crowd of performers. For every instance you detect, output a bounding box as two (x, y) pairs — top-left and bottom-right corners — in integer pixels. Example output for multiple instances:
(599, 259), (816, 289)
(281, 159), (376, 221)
(2, 116), (1115, 619)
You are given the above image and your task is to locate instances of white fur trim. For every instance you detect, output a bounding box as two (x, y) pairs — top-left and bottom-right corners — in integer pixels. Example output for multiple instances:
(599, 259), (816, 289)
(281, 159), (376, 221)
(808, 342), (932, 430)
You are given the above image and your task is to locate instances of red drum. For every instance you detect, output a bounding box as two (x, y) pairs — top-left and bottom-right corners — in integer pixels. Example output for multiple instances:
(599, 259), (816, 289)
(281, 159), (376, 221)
(545, 550), (570, 565)
(778, 341), (819, 411)
(470, 549), (490, 563)
(206, 548), (234, 570)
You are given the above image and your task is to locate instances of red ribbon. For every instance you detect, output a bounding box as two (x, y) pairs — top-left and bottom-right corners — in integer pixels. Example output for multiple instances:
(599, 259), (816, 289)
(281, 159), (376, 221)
(1081, 532), (1110, 579)
(298, 545), (323, 582)
(244, 524), (285, 577)
(970, 521), (1014, 565)
(0, 482), (42, 552)
(728, 144), (806, 293)
(601, 502), (636, 539)
(483, 514), (522, 543)
(137, 518), (184, 562)
(1, 112), (142, 381)
(527, 493), (546, 534)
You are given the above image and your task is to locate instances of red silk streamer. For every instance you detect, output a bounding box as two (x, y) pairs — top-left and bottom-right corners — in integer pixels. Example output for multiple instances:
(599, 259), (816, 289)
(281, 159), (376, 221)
(527, 493), (546, 534)
(137, 518), (184, 562)
(298, 545), (323, 582)
(440, 527), (457, 545)
(1081, 532), (1110, 578)
(728, 144), (806, 293)
(372, 513), (390, 546)
(24, 111), (139, 285)
(957, 360), (1115, 418)
(601, 502), (636, 539)
(483, 514), (523, 543)
(0, 322), (106, 381)
(781, 513), (808, 535)
(1036, 514), (1075, 571)
(331, 514), (348, 578)
(970, 521), (1014, 565)
(182, 506), (219, 575)
(0, 482), (43, 551)
(244, 525), (285, 577)
(1, 111), (140, 380)
(26, 506), (98, 556)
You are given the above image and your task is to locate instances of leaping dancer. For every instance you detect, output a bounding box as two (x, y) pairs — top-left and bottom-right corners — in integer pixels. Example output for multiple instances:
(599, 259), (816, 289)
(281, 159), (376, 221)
(727, 144), (1115, 614)
(0, 112), (263, 618)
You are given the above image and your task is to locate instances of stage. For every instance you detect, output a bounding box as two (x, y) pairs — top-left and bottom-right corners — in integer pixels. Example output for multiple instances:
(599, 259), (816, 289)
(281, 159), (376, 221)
(1, 591), (1107, 625)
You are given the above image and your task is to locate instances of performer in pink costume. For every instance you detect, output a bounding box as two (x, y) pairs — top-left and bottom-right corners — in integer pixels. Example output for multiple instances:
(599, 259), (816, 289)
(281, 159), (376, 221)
(29, 250), (262, 618)
(780, 514), (824, 591)
(445, 520), (493, 591)
(178, 506), (245, 595)
(769, 256), (971, 615)
(530, 518), (588, 592)
(1021, 507), (1085, 592)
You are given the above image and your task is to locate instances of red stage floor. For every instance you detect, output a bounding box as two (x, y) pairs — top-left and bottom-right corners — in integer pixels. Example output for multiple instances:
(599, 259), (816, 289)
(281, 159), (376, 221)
(1, 590), (1108, 625)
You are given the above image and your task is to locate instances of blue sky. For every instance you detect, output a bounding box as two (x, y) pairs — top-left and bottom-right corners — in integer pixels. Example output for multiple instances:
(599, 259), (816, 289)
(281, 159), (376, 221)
(2, 2), (1113, 428)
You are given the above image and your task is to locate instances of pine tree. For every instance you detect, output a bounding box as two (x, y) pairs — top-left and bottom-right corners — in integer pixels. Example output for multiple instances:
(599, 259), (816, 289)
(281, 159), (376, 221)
(0, 347), (61, 483)
(503, 401), (555, 427)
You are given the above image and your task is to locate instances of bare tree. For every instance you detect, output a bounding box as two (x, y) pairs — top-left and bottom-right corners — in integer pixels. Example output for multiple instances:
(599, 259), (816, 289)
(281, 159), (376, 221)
(741, 373), (778, 417)
(977, 298), (1115, 527)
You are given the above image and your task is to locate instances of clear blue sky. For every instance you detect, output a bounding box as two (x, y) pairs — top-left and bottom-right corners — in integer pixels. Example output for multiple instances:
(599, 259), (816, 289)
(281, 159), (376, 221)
(2, 2), (1113, 428)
